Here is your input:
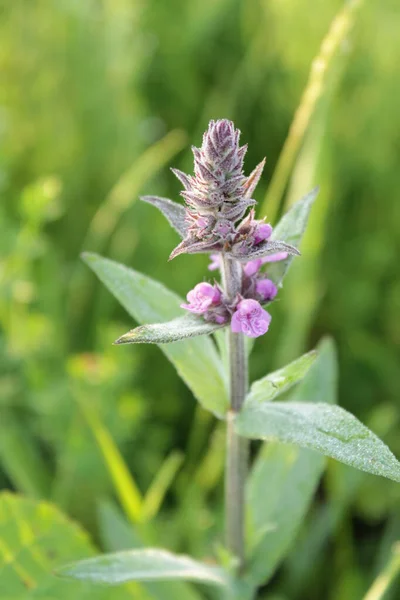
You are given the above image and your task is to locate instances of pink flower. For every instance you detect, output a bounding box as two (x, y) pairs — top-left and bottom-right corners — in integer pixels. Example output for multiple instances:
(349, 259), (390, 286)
(262, 251), (288, 263)
(181, 282), (221, 314)
(208, 253), (221, 271)
(254, 222), (272, 244)
(231, 299), (271, 338)
(256, 279), (278, 302)
(243, 258), (263, 276)
(243, 251), (288, 277)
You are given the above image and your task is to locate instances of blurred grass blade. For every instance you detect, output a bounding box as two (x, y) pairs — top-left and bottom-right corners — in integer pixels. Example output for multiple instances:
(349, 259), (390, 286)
(78, 400), (143, 524)
(85, 129), (187, 250)
(141, 452), (184, 523)
(246, 338), (336, 585)
(363, 543), (400, 600)
(82, 253), (228, 417)
(58, 548), (230, 588)
(261, 0), (364, 220)
(0, 414), (51, 498)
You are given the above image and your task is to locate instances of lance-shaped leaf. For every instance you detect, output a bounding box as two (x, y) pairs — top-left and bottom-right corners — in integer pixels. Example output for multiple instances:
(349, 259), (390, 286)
(82, 253), (228, 417)
(243, 158), (266, 199)
(58, 548), (230, 589)
(236, 402), (400, 483)
(229, 240), (300, 263)
(115, 313), (225, 345)
(169, 237), (222, 261)
(140, 195), (187, 238)
(267, 187), (319, 286)
(244, 349), (317, 406)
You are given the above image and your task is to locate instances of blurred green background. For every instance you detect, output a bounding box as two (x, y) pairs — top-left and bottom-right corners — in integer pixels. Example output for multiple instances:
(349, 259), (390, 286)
(1, 0), (400, 598)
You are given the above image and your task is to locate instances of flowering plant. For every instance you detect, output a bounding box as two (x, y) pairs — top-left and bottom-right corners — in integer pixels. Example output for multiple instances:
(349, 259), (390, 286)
(61, 121), (400, 599)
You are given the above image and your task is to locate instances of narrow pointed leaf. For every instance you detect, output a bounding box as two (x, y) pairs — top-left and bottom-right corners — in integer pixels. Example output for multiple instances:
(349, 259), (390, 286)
(246, 338), (336, 586)
(58, 549), (229, 589)
(229, 240), (300, 263)
(169, 237), (222, 260)
(116, 314), (224, 345)
(82, 253), (228, 416)
(140, 195), (187, 238)
(245, 349), (317, 406)
(237, 402), (400, 483)
(267, 187), (318, 285)
(243, 158), (266, 199)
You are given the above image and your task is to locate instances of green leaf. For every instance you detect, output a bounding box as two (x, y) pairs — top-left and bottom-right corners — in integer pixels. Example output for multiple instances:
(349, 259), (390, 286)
(237, 404), (400, 483)
(58, 549), (229, 589)
(140, 196), (187, 238)
(0, 492), (139, 599)
(115, 314), (224, 345)
(245, 349), (317, 406)
(267, 187), (318, 286)
(82, 252), (228, 417)
(245, 338), (336, 585)
(97, 502), (203, 600)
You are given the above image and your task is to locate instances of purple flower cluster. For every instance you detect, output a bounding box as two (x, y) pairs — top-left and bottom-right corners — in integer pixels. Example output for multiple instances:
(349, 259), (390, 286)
(181, 250), (286, 338)
(173, 119), (296, 339)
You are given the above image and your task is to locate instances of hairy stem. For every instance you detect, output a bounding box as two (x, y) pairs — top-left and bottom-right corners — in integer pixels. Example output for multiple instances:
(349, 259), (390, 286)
(221, 255), (249, 572)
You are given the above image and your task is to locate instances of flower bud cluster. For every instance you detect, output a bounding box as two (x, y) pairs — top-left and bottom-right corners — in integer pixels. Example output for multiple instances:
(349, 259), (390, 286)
(176, 119), (295, 339)
(170, 119), (270, 260)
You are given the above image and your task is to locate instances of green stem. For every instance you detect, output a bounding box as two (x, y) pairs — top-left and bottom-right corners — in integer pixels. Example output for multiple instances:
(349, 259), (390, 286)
(221, 255), (249, 573)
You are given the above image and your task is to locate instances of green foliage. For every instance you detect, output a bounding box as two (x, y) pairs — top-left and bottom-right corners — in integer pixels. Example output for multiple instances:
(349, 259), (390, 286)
(237, 402), (400, 482)
(82, 252), (228, 417)
(267, 188), (318, 286)
(0, 493), (136, 599)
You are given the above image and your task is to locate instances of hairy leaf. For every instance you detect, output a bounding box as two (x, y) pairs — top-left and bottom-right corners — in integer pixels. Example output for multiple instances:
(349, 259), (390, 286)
(237, 403), (400, 483)
(140, 196), (187, 238)
(267, 187), (318, 285)
(243, 159), (266, 199)
(115, 314), (224, 345)
(97, 502), (203, 600)
(58, 549), (229, 589)
(246, 338), (336, 585)
(82, 253), (228, 417)
(245, 349), (317, 406)
(229, 240), (299, 263)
